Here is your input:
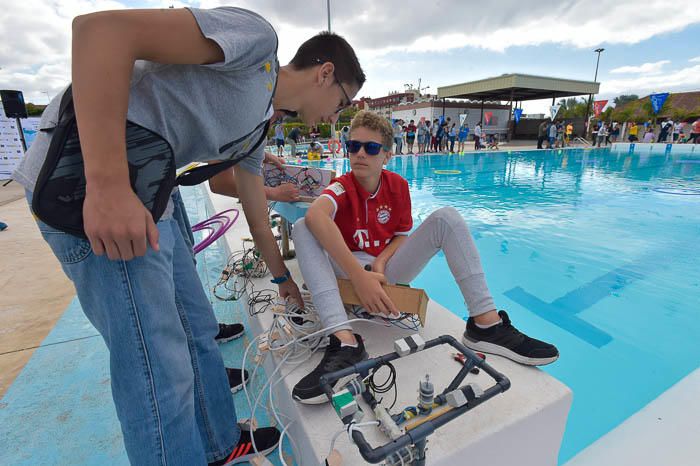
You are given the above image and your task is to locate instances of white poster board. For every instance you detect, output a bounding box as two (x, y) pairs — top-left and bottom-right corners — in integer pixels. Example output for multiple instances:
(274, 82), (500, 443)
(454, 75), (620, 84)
(263, 164), (335, 201)
(0, 102), (25, 179)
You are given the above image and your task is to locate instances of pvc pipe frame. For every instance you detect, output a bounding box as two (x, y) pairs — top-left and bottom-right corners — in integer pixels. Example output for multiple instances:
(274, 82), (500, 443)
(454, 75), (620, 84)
(319, 334), (511, 464)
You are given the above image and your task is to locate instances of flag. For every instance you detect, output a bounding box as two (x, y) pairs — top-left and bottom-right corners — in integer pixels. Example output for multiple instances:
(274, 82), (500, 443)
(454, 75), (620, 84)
(593, 100), (608, 117)
(649, 93), (669, 114)
(484, 111), (493, 125)
(550, 104), (562, 119)
(459, 113), (468, 126)
(513, 108), (523, 123)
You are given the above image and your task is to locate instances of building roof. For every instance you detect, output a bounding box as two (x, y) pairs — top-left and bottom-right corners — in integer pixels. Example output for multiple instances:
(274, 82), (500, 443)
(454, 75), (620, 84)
(437, 73), (600, 101)
(613, 90), (700, 120)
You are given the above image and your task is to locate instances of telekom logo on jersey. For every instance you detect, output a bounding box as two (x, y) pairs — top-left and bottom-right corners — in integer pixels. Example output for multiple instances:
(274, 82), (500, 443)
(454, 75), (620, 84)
(353, 229), (370, 249)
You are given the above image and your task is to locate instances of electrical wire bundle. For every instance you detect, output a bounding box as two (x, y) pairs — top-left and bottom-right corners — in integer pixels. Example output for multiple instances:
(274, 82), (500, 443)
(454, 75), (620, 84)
(212, 240), (271, 308)
(264, 166), (324, 197)
(346, 304), (422, 332)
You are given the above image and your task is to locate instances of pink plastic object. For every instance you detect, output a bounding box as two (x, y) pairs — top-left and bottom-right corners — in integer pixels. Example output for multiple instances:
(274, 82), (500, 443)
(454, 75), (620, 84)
(191, 209), (239, 255)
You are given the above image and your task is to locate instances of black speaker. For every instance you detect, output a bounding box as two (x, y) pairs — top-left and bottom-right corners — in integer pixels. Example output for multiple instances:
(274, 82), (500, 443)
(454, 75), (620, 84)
(0, 90), (28, 119)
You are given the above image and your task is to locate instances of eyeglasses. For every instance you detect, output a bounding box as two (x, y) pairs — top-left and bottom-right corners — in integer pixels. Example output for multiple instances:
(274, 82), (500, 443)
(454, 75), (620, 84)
(346, 140), (386, 156)
(315, 58), (351, 114)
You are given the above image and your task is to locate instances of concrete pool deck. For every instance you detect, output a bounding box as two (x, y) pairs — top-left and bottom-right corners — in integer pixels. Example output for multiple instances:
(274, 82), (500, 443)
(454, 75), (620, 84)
(1, 146), (699, 464)
(0, 181), (75, 398)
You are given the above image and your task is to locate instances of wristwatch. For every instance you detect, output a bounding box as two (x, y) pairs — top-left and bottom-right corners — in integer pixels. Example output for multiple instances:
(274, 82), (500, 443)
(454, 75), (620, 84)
(270, 269), (291, 284)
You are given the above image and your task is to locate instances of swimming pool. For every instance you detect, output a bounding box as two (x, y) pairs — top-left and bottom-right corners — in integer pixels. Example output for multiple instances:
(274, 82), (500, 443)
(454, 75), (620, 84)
(318, 148), (700, 463)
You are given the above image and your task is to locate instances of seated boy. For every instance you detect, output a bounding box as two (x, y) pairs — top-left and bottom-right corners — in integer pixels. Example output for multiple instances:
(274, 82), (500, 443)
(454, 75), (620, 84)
(308, 140), (323, 160)
(291, 111), (559, 404)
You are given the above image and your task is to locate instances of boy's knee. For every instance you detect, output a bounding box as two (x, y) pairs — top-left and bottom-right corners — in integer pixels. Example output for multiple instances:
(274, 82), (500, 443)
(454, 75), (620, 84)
(433, 206), (462, 223)
(291, 218), (308, 240)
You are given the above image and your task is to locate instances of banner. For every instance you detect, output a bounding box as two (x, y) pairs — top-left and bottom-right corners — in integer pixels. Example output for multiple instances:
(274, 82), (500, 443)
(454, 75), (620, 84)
(22, 117), (40, 148)
(593, 100), (608, 117)
(459, 113), (468, 126)
(550, 104), (562, 120)
(0, 102), (24, 180)
(649, 92), (669, 114)
(484, 111), (493, 125)
(513, 108), (523, 123)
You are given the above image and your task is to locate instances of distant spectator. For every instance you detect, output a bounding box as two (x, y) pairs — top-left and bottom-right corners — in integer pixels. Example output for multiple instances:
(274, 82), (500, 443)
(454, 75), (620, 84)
(548, 120), (558, 148)
(431, 119), (439, 151)
(487, 133), (499, 150)
(274, 122), (286, 156)
(673, 121), (683, 142)
(556, 121), (564, 147)
(458, 121), (470, 153)
(406, 119), (417, 153)
(474, 121), (483, 150)
(310, 126), (320, 140)
(565, 121), (574, 145)
(657, 118), (672, 142)
(642, 127), (654, 143)
(688, 118), (700, 144)
(610, 122), (619, 142)
(448, 123), (457, 153)
(417, 119), (429, 153)
(627, 122), (639, 142)
(339, 125), (350, 157)
(393, 119), (403, 154)
(597, 123), (608, 147)
(537, 120), (549, 149)
(436, 120), (446, 152)
(287, 126), (301, 156)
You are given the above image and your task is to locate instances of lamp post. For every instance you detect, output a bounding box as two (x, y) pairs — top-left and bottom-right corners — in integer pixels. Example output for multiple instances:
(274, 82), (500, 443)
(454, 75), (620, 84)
(583, 48), (604, 138)
(327, 0), (338, 153)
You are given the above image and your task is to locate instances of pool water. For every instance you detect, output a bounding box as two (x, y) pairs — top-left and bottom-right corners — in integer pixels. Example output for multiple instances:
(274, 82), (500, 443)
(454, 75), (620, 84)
(318, 148), (700, 463)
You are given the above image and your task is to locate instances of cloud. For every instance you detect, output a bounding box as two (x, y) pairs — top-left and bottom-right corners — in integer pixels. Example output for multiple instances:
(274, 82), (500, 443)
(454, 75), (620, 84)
(1, 0), (700, 104)
(610, 60), (670, 74)
(601, 64), (700, 95)
(690, 56), (700, 63)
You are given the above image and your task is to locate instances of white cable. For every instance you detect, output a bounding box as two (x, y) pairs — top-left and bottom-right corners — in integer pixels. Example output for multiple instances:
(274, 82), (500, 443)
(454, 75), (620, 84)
(240, 301), (394, 461)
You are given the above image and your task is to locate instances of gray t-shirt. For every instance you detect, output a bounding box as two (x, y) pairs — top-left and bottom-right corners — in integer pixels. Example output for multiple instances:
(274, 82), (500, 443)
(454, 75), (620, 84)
(13, 7), (278, 196)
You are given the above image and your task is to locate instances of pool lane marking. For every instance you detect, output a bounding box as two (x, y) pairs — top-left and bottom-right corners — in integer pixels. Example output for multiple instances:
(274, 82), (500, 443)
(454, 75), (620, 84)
(504, 266), (643, 348)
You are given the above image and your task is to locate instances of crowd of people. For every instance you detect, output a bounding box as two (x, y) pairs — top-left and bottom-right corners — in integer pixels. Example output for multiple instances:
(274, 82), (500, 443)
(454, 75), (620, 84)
(536, 120), (575, 149)
(391, 116), (493, 154)
(535, 117), (700, 149)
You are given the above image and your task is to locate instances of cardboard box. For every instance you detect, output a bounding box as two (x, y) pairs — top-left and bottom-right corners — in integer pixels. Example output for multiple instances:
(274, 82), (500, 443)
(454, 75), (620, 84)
(337, 278), (429, 326)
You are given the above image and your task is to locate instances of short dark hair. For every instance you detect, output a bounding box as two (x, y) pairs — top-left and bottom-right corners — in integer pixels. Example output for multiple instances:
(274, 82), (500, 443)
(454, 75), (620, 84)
(290, 31), (366, 88)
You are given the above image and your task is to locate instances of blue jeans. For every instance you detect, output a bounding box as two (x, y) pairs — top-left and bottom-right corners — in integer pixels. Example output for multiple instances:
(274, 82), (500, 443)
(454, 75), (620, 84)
(27, 190), (238, 465)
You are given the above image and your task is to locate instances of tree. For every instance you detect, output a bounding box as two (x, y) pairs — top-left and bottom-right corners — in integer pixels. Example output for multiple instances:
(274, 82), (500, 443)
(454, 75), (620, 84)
(613, 94), (639, 106)
(557, 97), (587, 118)
(25, 103), (46, 117)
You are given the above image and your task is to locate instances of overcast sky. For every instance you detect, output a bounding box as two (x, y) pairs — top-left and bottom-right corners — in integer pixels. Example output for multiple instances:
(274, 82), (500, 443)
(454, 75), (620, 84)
(2, 0), (700, 114)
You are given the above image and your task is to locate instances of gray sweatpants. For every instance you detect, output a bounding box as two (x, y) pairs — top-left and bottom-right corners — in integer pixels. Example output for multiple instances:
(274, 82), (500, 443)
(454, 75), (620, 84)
(292, 207), (495, 333)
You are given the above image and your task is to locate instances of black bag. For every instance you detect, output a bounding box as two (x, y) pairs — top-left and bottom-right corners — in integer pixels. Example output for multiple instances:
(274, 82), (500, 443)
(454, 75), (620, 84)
(32, 85), (270, 238)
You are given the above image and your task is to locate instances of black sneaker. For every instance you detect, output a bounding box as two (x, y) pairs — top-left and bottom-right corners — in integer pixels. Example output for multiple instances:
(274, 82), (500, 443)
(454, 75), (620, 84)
(208, 425), (281, 465)
(225, 368), (249, 393)
(292, 334), (368, 404)
(215, 323), (245, 344)
(462, 310), (559, 366)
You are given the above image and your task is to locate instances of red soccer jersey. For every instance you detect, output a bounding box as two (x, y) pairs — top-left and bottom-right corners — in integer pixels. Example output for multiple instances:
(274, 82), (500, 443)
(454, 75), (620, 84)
(320, 170), (413, 257)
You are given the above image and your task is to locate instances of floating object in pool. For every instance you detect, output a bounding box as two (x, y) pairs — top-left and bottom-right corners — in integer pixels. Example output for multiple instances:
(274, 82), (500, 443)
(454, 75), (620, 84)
(434, 169), (461, 174)
(652, 187), (700, 196)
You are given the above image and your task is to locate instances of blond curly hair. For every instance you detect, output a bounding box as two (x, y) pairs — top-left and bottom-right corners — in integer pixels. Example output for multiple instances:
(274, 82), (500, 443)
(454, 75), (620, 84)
(349, 110), (394, 149)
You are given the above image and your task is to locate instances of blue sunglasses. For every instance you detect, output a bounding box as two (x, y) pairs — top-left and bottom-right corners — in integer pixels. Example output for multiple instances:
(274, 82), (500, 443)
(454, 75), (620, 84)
(346, 140), (388, 156)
